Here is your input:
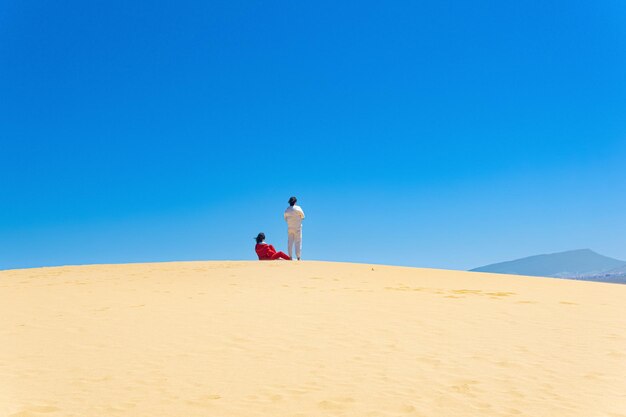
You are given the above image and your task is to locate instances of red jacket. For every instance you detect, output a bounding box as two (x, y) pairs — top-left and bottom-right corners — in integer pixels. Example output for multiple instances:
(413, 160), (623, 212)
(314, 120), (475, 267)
(255, 243), (277, 260)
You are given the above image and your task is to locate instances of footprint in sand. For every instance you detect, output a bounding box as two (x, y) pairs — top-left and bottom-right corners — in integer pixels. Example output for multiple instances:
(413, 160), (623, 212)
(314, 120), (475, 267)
(486, 291), (515, 297)
(448, 289), (516, 298)
(452, 289), (483, 295)
(187, 394), (222, 407)
(450, 380), (480, 395)
(9, 406), (60, 417)
(318, 397), (355, 410)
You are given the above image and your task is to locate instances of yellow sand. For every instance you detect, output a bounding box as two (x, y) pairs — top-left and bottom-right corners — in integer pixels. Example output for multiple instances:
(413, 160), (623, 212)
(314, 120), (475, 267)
(1, 261), (625, 417)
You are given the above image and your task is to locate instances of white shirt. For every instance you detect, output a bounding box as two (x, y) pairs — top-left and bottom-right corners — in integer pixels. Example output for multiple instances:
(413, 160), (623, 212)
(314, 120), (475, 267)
(284, 205), (305, 230)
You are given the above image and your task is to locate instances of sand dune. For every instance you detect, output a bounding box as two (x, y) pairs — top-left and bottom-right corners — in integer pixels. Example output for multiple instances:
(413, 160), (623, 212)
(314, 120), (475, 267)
(1, 261), (625, 416)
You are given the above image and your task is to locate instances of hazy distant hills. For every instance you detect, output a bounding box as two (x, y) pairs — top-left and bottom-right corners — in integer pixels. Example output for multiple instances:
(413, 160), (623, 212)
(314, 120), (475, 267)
(471, 249), (626, 284)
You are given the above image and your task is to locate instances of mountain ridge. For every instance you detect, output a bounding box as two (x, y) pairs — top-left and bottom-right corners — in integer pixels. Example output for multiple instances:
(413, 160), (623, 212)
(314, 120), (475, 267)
(471, 249), (626, 284)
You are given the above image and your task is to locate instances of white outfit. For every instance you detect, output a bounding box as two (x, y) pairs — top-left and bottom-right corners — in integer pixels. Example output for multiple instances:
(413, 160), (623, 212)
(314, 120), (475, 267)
(284, 205), (305, 259)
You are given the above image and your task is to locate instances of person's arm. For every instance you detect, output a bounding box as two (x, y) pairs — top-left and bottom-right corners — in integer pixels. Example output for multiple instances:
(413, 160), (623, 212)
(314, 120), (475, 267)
(298, 207), (305, 219)
(255, 245), (264, 260)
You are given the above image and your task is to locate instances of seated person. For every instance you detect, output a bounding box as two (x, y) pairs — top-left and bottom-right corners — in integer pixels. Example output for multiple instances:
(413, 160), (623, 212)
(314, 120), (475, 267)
(254, 232), (291, 260)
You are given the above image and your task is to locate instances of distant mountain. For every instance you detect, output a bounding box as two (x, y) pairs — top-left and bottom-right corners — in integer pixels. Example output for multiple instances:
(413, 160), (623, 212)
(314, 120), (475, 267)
(471, 249), (626, 284)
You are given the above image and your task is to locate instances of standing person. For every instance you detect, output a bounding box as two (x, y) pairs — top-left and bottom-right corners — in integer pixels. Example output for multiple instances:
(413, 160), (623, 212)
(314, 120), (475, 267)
(254, 233), (291, 261)
(284, 196), (305, 260)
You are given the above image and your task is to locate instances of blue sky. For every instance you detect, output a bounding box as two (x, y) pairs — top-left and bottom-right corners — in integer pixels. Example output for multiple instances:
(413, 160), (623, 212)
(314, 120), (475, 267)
(1, 0), (625, 270)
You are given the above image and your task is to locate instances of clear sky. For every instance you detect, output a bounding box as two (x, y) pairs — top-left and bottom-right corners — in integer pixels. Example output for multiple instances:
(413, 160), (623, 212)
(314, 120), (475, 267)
(1, 0), (625, 271)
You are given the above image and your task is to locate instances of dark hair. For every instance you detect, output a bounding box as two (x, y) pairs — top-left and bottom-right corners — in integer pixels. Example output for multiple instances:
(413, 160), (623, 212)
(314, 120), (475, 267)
(255, 232), (265, 244)
(288, 196), (297, 206)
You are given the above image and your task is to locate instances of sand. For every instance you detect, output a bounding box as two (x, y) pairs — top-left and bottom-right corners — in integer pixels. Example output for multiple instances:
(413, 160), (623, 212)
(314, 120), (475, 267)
(1, 261), (625, 417)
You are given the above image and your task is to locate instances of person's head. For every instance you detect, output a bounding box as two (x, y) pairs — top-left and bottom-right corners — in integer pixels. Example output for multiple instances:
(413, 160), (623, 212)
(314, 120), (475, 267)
(288, 196), (297, 206)
(255, 232), (265, 244)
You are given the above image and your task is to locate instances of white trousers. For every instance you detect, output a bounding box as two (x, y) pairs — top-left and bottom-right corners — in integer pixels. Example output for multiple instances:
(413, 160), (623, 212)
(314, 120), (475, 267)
(287, 228), (302, 259)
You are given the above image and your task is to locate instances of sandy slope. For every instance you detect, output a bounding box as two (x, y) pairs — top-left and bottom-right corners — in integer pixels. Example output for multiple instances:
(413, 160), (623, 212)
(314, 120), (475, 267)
(1, 261), (625, 417)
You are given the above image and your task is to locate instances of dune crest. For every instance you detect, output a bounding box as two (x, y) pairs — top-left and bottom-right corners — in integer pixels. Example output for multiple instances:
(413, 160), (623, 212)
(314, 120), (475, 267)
(1, 261), (625, 416)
